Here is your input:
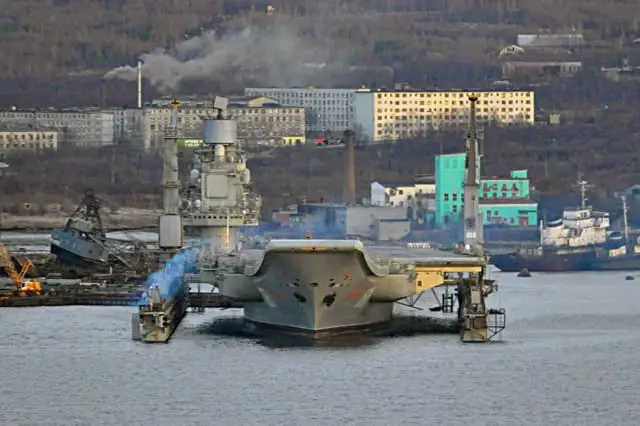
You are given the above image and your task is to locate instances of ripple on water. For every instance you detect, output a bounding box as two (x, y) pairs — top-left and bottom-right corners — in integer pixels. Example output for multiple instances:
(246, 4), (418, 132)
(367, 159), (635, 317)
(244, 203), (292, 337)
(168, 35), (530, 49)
(1, 273), (640, 425)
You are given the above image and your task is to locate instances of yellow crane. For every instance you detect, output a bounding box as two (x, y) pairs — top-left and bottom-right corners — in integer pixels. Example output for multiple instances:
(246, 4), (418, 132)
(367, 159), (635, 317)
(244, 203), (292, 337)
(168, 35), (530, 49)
(0, 242), (41, 296)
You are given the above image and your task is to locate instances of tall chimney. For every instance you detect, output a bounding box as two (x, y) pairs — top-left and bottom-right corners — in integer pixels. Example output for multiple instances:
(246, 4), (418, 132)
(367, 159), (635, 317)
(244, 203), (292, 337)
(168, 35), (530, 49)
(137, 61), (143, 109)
(343, 129), (356, 205)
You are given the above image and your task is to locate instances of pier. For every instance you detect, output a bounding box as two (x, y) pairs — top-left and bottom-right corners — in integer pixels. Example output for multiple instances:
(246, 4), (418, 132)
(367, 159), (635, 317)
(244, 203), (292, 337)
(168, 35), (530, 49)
(0, 289), (239, 309)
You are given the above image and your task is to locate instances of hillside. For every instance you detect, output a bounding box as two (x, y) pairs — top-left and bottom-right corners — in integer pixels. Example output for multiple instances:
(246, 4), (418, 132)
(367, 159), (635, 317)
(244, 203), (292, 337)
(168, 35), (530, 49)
(2, 0), (640, 107)
(2, 109), (640, 218)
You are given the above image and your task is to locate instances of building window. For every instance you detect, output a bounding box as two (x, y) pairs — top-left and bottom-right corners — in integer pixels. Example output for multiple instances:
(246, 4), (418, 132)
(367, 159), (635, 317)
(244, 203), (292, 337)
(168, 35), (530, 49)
(444, 193), (449, 201)
(452, 205), (458, 213)
(452, 193), (457, 201)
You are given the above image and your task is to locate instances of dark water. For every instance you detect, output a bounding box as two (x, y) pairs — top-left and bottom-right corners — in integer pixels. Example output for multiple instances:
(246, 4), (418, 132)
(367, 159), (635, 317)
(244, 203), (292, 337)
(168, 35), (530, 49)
(1, 270), (640, 426)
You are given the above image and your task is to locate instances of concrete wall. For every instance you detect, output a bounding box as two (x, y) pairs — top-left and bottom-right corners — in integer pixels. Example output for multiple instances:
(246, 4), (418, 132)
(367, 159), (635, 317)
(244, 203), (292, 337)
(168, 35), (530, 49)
(375, 219), (411, 241)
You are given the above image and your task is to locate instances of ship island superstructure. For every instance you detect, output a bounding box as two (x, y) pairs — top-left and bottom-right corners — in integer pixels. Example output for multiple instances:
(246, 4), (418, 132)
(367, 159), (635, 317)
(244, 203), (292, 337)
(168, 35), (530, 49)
(179, 96), (262, 283)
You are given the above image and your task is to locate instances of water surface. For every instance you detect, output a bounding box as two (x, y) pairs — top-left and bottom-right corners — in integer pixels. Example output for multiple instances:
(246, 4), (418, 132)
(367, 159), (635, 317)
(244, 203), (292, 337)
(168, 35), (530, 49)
(1, 270), (639, 425)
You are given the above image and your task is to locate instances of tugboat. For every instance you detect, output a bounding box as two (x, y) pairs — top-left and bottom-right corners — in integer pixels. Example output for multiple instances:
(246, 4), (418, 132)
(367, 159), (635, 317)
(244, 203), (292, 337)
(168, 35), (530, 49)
(50, 189), (125, 269)
(492, 179), (640, 272)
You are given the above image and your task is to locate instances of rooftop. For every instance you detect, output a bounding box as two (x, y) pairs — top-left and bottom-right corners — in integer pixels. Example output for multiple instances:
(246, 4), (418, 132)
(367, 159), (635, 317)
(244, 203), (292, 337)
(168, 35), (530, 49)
(376, 177), (436, 187)
(357, 87), (533, 94)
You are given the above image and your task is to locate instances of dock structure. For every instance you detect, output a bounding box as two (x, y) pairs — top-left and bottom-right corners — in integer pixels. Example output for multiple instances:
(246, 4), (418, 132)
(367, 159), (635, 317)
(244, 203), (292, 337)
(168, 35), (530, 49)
(366, 244), (505, 342)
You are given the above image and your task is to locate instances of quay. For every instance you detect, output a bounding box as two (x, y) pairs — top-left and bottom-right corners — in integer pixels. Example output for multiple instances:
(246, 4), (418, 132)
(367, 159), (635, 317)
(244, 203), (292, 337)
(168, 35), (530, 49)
(0, 290), (239, 309)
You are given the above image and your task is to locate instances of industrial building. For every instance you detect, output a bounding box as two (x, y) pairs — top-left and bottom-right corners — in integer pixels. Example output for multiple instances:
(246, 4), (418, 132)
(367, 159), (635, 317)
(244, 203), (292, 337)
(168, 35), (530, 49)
(516, 34), (585, 48)
(353, 88), (535, 142)
(434, 153), (538, 228)
(294, 203), (410, 241)
(0, 127), (58, 155)
(502, 61), (582, 79)
(370, 178), (435, 207)
(0, 109), (114, 147)
(244, 87), (355, 133)
(142, 96), (305, 150)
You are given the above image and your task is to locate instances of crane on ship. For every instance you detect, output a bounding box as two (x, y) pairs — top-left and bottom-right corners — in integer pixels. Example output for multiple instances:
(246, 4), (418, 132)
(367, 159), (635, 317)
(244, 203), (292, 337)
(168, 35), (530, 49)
(0, 242), (42, 296)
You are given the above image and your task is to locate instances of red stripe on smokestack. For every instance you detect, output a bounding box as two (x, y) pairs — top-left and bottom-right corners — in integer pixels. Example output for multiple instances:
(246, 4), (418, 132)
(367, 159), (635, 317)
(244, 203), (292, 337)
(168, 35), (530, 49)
(343, 129), (356, 205)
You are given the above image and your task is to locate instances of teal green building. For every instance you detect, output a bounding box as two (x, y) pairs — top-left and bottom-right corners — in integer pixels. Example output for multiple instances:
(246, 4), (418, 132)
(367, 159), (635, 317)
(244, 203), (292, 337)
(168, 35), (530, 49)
(434, 153), (538, 227)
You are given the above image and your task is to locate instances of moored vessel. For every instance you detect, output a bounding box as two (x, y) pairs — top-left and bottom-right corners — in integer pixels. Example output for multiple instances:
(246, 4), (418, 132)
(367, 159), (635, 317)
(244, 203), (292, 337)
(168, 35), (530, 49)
(492, 179), (640, 272)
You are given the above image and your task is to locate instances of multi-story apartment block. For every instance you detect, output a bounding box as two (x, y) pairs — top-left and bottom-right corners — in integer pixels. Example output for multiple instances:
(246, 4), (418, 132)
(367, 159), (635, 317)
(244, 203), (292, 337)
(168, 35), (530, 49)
(0, 126), (58, 157)
(141, 96), (305, 150)
(0, 109), (114, 147)
(108, 108), (145, 144)
(353, 88), (535, 142)
(244, 87), (355, 133)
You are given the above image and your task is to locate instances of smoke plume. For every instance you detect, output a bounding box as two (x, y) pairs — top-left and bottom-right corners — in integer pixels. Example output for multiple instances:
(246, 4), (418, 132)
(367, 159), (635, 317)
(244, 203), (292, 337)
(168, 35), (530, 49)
(103, 22), (350, 93)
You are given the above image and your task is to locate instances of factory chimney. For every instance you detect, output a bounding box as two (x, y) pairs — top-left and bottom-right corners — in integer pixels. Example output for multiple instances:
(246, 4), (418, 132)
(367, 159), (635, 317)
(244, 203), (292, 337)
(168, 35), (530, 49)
(137, 61), (143, 109)
(343, 129), (356, 205)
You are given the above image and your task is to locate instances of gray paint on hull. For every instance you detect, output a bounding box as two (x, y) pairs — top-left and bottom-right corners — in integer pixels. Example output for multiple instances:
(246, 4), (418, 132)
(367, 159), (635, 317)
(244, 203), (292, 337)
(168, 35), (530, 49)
(220, 240), (484, 333)
(241, 250), (406, 331)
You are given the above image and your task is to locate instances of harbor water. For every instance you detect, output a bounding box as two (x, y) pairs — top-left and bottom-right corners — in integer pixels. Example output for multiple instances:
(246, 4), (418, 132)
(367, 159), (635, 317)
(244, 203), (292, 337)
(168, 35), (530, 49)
(1, 269), (640, 425)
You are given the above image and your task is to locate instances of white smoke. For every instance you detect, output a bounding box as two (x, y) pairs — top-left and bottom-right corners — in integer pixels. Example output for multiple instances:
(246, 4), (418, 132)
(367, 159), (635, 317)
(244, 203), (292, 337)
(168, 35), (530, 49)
(103, 23), (348, 92)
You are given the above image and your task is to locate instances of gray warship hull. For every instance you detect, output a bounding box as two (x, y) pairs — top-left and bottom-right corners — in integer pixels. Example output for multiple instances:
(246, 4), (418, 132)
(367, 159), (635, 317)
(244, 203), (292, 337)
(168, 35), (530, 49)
(50, 229), (109, 268)
(220, 240), (420, 336)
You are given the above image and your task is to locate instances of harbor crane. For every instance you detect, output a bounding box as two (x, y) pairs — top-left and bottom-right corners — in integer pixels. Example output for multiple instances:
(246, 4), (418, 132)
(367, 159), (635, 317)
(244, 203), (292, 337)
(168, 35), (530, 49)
(0, 242), (41, 295)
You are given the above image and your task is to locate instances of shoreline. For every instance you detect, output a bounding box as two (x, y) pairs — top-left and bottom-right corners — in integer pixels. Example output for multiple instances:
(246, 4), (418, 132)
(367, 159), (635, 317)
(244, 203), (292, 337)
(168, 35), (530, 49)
(0, 208), (160, 232)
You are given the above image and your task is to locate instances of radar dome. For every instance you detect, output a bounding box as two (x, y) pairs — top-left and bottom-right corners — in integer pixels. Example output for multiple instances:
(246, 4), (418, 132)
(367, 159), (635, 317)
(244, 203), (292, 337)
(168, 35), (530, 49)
(190, 169), (200, 180)
(194, 199), (202, 209)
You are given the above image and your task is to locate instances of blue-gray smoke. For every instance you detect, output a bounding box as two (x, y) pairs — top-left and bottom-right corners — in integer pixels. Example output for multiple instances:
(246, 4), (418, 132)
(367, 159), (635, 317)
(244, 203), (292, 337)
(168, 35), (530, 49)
(137, 249), (198, 306)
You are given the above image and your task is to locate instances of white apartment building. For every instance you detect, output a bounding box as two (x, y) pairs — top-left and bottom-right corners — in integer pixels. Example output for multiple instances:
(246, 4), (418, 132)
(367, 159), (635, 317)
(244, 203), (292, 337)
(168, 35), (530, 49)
(0, 127), (58, 156)
(140, 96), (305, 150)
(108, 108), (145, 144)
(244, 88), (355, 133)
(0, 109), (114, 147)
(370, 180), (436, 207)
(353, 88), (535, 142)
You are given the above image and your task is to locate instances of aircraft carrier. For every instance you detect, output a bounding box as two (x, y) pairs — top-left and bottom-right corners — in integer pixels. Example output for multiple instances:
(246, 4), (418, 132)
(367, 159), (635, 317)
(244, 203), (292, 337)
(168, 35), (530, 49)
(219, 239), (486, 336)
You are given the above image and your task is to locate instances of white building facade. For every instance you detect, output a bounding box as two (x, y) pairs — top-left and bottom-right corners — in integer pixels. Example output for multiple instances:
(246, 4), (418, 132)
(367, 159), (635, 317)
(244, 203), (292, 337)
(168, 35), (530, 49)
(0, 110), (114, 147)
(370, 180), (436, 207)
(244, 88), (356, 133)
(353, 89), (535, 142)
(0, 129), (58, 155)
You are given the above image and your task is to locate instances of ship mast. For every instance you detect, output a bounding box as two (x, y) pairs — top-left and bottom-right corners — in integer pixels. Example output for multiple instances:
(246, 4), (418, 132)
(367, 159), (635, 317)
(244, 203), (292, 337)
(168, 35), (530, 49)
(576, 176), (593, 209)
(621, 194), (630, 242)
(463, 95), (483, 252)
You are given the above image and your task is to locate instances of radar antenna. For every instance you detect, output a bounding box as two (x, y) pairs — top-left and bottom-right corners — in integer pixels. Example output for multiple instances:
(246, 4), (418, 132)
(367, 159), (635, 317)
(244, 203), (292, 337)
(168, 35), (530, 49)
(212, 96), (229, 120)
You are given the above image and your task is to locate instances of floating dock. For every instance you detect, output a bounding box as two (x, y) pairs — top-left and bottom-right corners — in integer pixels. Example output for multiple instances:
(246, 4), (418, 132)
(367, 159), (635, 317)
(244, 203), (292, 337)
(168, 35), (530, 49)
(133, 285), (188, 343)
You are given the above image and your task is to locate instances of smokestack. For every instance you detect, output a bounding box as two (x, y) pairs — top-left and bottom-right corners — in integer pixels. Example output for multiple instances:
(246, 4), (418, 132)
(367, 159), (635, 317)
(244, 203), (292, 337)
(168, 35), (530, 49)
(343, 129), (356, 205)
(137, 61), (143, 109)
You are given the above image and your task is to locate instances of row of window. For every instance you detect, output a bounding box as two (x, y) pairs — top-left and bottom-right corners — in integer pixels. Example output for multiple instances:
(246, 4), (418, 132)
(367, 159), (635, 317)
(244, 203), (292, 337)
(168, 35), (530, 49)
(376, 112), (532, 121)
(443, 192), (525, 201)
(0, 143), (56, 149)
(375, 92), (532, 98)
(377, 99), (532, 107)
(0, 133), (56, 140)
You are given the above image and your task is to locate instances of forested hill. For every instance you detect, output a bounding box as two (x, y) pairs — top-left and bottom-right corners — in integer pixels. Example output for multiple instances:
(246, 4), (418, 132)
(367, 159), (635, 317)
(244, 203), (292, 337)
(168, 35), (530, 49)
(1, 0), (640, 107)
